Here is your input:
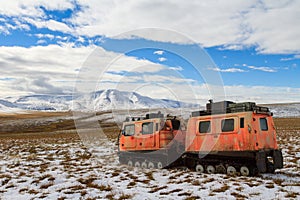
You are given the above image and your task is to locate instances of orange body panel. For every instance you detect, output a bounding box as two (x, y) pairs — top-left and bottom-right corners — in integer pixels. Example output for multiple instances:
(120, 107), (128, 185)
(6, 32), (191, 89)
(185, 111), (279, 153)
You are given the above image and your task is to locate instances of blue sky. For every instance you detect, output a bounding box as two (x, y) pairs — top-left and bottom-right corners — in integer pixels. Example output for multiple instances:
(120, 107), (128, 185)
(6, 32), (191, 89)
(0, 1), (299, 104)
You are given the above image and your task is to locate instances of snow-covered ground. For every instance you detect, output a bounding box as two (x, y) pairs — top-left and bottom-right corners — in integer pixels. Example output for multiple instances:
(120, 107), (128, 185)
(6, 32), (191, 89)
(268, 103), (300, 118)
(0, 109), (299, 199)
(0, 125), (299, 200)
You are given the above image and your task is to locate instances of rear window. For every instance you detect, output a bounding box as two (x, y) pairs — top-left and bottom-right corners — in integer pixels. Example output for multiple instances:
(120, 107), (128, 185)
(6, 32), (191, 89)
(142, 122), (154, 134)
(260, 118), (268, 131)
(124, 124), (135, 136)
(199, 121), (211, 133)
(221, 119), (234, 132)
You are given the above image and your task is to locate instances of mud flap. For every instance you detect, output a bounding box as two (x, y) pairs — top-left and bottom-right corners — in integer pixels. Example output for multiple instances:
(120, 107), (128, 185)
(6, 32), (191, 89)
(273, 150), (283, 169)
(256, 151), (267, 173)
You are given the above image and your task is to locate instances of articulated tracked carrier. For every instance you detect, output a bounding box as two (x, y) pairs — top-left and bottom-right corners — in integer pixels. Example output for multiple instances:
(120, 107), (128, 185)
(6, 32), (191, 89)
(118, 101), (283, 176)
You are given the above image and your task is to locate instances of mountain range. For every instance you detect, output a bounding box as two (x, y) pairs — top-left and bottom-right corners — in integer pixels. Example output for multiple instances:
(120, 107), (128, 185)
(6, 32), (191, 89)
(0, 89), (198, 112)
(1, 89), (299, 117)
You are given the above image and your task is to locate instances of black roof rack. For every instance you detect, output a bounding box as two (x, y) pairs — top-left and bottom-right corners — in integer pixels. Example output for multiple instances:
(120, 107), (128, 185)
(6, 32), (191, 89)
(192, 100), (272, 117)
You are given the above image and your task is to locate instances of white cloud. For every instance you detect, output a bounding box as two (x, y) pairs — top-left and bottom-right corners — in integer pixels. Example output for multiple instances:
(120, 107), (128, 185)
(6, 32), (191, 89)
(0, 25), (10, 34)
(1, 1), (299, 54)
(24, 18), (72, 33)
(0, 1), (74, 35)
(209, 67), (246, 73)
(243, 0), (300, 54)
(69, 0), (299, 54)
(100, 73), (143, 83)
(0, 44), (177, 97)
(247, 65), (276, 72)
(169, 66), (183, 71)
(223, 85), (300, 104)
(37, 39), (47, 44)
(280, 57), (294, 61)
(158, 57), (167, 62)
(0, 0), (74, 17)
(153, 50), (164, 55)
(35, 33), (55, 39)
(280, 54), (300, 61)
(142, 75), (195, 84)
(107, 57), (167, 74)
(0, 45), (94, 96)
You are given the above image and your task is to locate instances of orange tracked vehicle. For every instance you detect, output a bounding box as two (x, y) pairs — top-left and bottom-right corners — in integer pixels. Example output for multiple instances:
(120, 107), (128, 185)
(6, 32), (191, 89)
(117, 101), (283, 175)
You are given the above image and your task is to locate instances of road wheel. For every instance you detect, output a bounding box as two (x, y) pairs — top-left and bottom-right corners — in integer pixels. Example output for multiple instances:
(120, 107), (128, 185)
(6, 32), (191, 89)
(240, 166), (250, 176)
(195, 164), (204, 173)
(148, 162), (155, 169)
(227, 166), (236, 176)
(127, 160), (133, 167)
(134, 161), (141, 168)
(206, 165), (215, 174)
(141, 162), (147, 169)
(157, 161), (163, 169)
(216, 164), (226, 174)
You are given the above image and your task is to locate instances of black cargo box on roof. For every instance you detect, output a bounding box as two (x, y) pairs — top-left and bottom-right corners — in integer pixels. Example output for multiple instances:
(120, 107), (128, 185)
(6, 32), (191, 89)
(206, 101), (235, 113)
(229, 102), (256, 112)
(146, 112), (164, 119)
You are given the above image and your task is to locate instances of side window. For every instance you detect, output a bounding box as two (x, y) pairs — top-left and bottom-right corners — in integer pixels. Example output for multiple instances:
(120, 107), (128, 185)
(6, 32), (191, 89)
(124, 124), (135, 136)
(240, 118), (244, 128)
(260, 118), (268, 131)
(221, 119), (234, 132)
(142, 122), (154, 134)
(199, 121), (211, 134)
(171, 120), (181, 130)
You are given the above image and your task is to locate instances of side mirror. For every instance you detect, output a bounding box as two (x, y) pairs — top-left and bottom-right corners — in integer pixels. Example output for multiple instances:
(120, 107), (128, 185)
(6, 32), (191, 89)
(121, 130), (125, 135)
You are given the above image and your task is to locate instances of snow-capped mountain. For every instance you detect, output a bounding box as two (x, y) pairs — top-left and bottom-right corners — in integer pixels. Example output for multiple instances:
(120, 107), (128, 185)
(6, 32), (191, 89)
(0, 89), (198, 112)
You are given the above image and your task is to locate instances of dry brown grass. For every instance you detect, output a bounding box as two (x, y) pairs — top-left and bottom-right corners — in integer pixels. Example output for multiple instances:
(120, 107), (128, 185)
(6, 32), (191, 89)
(265, 183), (275, 189)
(274, 117), (300, 132)
(285, 191), (299, 198)
(149, 185), (168, 193)
(145, 171), (154, 180)
(0, 111), (72, 120)
(159, 188), (183, 195)
(40, 181), (54, 189)
(184, 196), (200, 200)
(0, 111), (120, 142)
(202, 177), (215, 184)
(118, 193), (133, 200)
(127, 181), (136, 188)
(191, 180), (201, 186)
(231, 191), (247, 199)
(212, 184), (230, 193)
